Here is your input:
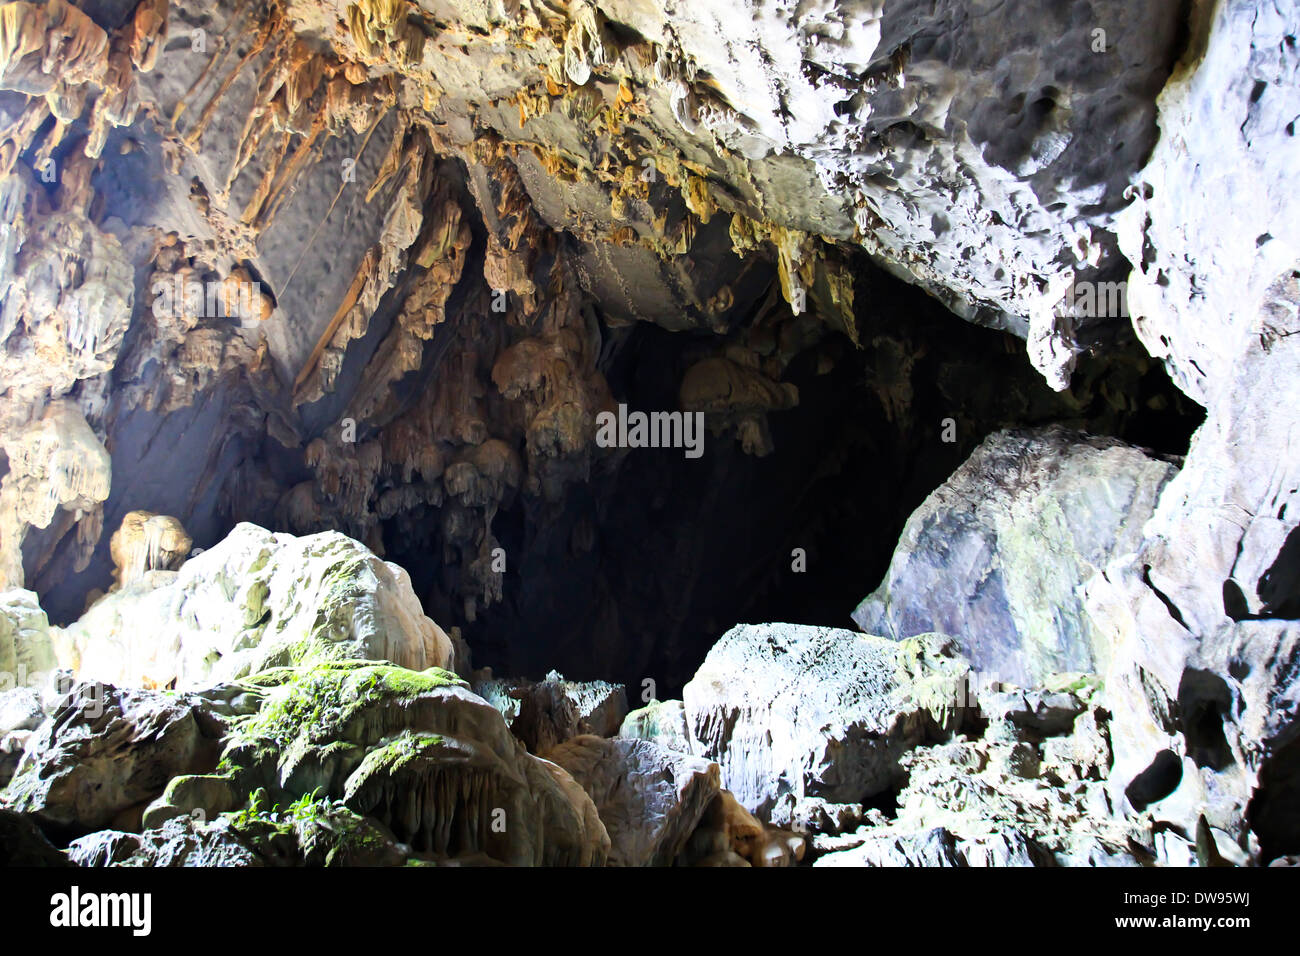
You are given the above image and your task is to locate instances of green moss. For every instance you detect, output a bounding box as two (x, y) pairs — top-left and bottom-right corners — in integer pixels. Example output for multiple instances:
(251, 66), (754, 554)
(225, 659), (464, 779)
(350, 730), (447, 782)
(1043, 672), (1104, 700)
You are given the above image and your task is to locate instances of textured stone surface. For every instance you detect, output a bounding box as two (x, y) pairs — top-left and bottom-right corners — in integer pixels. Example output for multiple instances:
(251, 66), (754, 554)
(854, 426), (1177, 685)
(0, 808), (69, 866)
(54, 522), (454, 689)
(813, 679), (1139, 867)
(619, 698), (691, 754)
(150, 660), (610, 866)
(69, 801), (409, 867)
(108, 510), (192, 589)
(0, 589), (57, 685)
(475, 669), (629, 752)
(545, 734), (719, 867)
(2, 680), (222, 832)
(0, 0), (1294, 870)
(683, 623), (963, 824)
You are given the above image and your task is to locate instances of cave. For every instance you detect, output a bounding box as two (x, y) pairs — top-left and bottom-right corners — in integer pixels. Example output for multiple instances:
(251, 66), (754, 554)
(0, 0), (1297, 883)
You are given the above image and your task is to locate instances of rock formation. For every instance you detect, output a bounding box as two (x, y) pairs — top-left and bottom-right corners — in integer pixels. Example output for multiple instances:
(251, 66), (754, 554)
(0, 0), (1295, 872)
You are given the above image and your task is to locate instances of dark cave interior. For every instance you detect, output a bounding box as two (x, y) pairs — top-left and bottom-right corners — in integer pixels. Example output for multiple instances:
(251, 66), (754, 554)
(389, 254), (1204, 696)
(22, 189), (1203, 698)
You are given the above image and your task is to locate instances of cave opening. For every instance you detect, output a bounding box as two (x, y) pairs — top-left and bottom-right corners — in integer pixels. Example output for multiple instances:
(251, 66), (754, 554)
(376, 247), (1203, 698)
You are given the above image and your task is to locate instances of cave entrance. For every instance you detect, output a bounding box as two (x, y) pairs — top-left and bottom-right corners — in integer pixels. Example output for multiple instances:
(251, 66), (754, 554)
(385, 259), (1202, 699)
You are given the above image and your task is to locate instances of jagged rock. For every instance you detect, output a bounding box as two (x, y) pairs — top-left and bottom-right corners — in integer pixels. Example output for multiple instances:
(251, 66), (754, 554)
(2, 679), (223, 833)
(814, 678), (1140, 867)
(619, 698), (691, 754)
(683, 624), (965, 826)
(476, 670), (628, 753)
(69, 798), (407, 868)
(814, 827), (964, 868)
(546, 734), (719, 866)
(150, 660), (609, 866)
(0, 0), (1291, 873)
(0, 687), (44, 735)
(0, 684), (45, 788)
(813, 826), (1065, 868)
(69, 816), (263, 868)
(0, 808), (68, 866)
(854, 427), (1177, 686)
(53, 522), (454, 690)
(677, 788), (805, 868)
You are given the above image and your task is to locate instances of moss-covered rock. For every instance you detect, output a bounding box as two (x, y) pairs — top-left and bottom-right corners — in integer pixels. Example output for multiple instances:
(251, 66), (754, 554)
(148, 660), (608, 865)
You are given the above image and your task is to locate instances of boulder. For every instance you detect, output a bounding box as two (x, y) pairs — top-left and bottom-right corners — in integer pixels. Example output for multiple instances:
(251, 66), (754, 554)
(475, 670), (628, 752)
(0, 686), (44, 735)
(2, 680), (223, 833)
(0, 589), (57, 687)
(0, 808), (68, 866)
(619, 699), (691, 755)
(545, 735), (720, 867)
(69, 799), (407, 867)
(854, 426), (1176, 685)
(54, 522), (455, 690)
(683, 624), (966, 825)
(678, 789), (806, 868)
(813, 679), (1140, 867)
(150, 660), (610, 866)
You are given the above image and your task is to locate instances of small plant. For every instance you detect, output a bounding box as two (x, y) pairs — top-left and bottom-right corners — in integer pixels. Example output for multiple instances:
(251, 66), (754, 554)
(228, 787), (271, 828)
(286, 788), (327, 824)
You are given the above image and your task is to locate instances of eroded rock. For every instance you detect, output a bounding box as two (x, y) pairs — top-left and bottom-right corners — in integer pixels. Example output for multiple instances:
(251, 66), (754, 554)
(54, 522), (454, 689)
(151, 660), (610, 866)
(2, 679), (222, 833)
(546, 734), (718, 866)
(683, 623), (965, 826)
(854, 426), (1177, 686)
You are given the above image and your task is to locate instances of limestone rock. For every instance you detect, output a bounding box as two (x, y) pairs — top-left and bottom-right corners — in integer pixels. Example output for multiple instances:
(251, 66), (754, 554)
(55, 522), (454, 690)
(108, 510), (192, 589)
(814, 679), (1139, 867)
(619, 698), (691, 755)
(477, 670), (629, 752)
(854, 426), (1177, 686)
(152, 660), (609, 866)
(69, 799), (408, 868)
(0, 403), (112, 590)
(0, 589), (56, 686)
(546, 734), (719, 866)
(69, 816), (263, 868)
(683, 623), (963, 825)
(678, 789), (806, 867)
(2, 679), (222, 832)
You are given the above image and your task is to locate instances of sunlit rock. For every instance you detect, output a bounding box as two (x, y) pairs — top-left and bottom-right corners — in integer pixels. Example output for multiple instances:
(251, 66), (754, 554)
(683, 624), (966, 826)
(854, 426), (1177, 686)
(55, 522), (454, 689)
(147, 660), (610, 866)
